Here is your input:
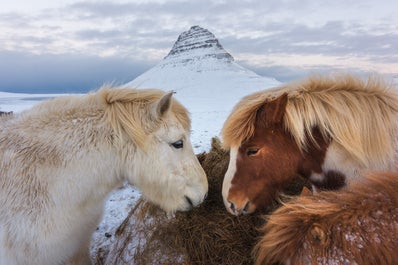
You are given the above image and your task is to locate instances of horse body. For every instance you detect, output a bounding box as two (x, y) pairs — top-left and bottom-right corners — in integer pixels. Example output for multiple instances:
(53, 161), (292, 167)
(0, 87), (207, 265)
(254, 172), (398, 265)
(221, 74), (398, 215)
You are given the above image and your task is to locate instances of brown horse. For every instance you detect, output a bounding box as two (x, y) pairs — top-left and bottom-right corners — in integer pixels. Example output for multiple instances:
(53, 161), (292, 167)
(221, 74), (398, 215)
(254, 172), (398, 265)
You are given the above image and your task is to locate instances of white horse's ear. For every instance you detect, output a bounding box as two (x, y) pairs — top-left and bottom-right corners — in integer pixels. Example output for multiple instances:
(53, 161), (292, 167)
(155, 91), (174, 118)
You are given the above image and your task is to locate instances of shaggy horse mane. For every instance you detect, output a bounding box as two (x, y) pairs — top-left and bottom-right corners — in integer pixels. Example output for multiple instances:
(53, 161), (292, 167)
(98, 87), (190, 148)
(254, 172), (398, 265)
(222, 74), (398, 167)
(10, 87), (190, 150)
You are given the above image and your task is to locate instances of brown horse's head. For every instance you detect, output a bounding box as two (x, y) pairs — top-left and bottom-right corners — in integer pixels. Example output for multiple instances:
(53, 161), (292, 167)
(222, 93), (330, 215)
(222, 74), (398, 215)
(222, 94), (298, 215)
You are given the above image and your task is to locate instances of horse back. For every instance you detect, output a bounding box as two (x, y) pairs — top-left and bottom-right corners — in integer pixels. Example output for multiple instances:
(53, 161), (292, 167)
(254, 172), (398, 265)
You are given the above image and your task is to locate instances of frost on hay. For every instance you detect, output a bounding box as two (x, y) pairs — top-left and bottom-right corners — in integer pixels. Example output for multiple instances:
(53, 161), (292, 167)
(98, 137), (308, 265)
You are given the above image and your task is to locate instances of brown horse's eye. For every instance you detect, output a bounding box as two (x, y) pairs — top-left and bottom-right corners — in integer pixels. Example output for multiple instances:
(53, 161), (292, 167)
(247, 148), (259, 156)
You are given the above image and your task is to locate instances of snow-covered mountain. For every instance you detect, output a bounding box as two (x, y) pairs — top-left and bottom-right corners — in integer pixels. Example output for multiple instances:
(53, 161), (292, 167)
(126, 25), (280, 151)
(126, 25), (279, 112)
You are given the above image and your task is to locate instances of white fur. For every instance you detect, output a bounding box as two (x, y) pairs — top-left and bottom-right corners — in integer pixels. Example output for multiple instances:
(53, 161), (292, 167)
(310, 140), (398, 187)
(222, 147), (237, 214)
(0, 90), (207, 265)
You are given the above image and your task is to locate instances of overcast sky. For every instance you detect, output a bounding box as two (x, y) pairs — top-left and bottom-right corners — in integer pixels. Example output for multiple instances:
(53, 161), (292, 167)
(1, 0), (397, 93)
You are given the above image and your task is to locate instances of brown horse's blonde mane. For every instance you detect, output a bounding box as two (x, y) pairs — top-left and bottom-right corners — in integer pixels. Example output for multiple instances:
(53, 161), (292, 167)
(99, 87), (190, 149)
(254, 172), (398, 265)
(222, 74), (398, 167)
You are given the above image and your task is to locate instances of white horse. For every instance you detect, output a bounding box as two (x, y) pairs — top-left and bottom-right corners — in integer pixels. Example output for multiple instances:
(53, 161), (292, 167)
(0, 87), (208, 265)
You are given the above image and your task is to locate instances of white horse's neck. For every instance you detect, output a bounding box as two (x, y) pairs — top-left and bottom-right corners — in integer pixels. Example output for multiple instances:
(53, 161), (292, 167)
(49, 146), (123, 207)
(9, 96), (127, 210)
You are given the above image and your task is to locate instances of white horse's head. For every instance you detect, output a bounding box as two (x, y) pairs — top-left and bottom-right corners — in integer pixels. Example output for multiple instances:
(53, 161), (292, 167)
(105, 88), (208, 213)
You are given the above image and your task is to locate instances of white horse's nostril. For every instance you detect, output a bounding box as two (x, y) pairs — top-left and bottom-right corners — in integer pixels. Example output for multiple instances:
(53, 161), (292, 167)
(185, 195), (193, 207)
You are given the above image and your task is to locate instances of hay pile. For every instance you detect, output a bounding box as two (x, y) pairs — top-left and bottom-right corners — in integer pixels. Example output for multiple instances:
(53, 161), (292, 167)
(97, 137), (308, 265)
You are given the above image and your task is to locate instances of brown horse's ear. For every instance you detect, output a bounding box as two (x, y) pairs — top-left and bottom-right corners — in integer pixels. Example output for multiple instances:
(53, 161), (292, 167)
(268, 93), (288, 124)
(155, 91), (174, 118)
(300, 186), (313, 196)
(256, 93), (288, 127)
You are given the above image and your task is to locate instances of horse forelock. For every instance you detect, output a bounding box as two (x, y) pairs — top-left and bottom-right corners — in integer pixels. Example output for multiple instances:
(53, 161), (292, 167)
(223, 74), (398, 167)
(221, 90), (281, 149)
(100, 87), (190, 149)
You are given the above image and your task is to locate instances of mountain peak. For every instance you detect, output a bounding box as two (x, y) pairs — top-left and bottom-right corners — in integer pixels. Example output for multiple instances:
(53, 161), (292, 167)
(126, 25), (279, 100)
(164, 25), (234, 63)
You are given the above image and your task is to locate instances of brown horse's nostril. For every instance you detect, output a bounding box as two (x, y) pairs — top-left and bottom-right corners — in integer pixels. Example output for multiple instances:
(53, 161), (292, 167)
(243, 201), (250, 213)
(228, 200), (251, 215)
(228, 200), (236, 213)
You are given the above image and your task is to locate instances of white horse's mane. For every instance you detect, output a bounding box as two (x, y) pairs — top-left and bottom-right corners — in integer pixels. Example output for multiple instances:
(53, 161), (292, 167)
(11, 87), (191, 150)
(99, 87), (190, 148)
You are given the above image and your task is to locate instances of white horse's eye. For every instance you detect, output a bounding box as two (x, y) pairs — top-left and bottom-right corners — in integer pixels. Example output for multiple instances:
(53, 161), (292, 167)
(171, 139), (184, 149)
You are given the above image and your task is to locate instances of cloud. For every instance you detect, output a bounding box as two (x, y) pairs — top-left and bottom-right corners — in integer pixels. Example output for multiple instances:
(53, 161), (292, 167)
(223, 20), (398, 56)
(0, 0), (397, 92)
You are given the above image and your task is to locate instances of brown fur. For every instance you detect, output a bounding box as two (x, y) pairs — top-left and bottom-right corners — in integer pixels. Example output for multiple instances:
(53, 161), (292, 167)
(254, 172), (398, 265)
